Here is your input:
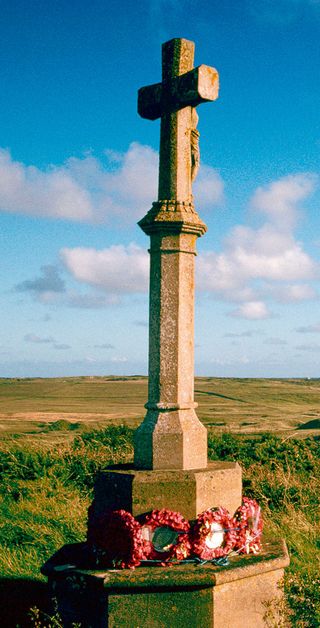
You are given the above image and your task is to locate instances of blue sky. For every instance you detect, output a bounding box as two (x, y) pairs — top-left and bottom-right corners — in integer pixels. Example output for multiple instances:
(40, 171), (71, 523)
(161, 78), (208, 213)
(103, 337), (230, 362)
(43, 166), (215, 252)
(1, 0), (320, 378)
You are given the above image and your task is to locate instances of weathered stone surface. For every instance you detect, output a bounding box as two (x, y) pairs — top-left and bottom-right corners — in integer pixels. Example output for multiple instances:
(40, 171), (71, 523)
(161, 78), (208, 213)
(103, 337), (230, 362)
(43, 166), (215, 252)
(108, 589), (211, 628)
(92, 461), (242, 520)
(135, 38), (219, 471)
(42, 539), (289, 628)
(212, 568), (285, 628)
(138, 65), (219, 120)
(138, 38), (219, 202)
(138, 200), (207, 235)
(134, 231), (207, 470)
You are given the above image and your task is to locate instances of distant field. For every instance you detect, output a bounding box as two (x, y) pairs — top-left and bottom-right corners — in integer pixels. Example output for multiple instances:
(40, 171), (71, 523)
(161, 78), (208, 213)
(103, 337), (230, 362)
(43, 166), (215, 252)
(1, 376), (320, 441)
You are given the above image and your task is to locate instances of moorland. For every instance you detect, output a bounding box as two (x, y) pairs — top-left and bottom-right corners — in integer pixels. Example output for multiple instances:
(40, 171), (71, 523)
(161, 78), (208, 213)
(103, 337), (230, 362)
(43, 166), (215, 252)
(1, 375), (320, 440)
(0, 376), (319, 626)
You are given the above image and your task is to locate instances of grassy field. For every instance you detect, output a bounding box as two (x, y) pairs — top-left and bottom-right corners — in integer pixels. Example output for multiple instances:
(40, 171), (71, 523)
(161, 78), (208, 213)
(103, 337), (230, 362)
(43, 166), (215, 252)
(0, 377), (319, 626)
(1, 376), (320, 440)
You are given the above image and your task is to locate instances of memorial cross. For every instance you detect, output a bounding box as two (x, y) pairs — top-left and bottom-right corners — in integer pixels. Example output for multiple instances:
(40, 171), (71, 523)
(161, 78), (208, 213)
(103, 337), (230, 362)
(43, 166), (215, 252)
(135, 39), (219, 471)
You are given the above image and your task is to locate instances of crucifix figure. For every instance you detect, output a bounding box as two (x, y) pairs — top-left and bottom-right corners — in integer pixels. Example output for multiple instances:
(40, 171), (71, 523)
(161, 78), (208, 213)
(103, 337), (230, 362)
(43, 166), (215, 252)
(135, 39), (219, 470)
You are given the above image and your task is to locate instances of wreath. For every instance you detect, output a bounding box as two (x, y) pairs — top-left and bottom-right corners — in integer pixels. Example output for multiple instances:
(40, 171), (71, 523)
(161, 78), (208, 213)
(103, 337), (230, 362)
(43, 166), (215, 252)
(85, 498), (263, 569)
(192, 506), (238, 560)
(87, 508), (145, 569)
(233, 497), (263, 555)
(140, 509), (191, 562)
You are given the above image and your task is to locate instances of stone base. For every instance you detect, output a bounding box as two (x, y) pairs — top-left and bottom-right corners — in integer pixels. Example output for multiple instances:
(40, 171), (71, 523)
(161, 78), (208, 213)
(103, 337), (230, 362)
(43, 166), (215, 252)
(134, 406), (208, 470)
(42, 538), (289, 628)
(92, 461), (242, 520)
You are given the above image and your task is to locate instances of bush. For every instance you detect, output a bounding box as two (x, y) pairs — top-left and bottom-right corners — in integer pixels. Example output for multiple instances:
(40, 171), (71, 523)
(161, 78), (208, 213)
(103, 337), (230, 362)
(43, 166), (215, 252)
(208, 431), (320, 474)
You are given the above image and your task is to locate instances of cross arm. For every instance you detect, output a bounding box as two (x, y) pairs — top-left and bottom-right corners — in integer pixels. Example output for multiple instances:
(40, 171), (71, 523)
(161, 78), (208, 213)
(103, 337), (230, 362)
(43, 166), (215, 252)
(174, 65), (219, 108)
(138, 82), (162, 120)
(138, 65), (219, 121)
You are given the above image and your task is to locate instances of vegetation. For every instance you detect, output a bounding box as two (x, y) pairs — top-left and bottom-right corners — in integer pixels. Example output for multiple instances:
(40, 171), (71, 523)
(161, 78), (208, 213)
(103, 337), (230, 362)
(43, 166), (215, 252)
(0, 377), (319, 625)
(0, 427), (318, 625)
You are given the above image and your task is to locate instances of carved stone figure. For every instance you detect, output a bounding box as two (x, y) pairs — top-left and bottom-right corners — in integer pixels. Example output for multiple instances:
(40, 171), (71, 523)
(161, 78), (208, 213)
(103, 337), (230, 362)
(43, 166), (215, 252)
(190, 108), (200, 182)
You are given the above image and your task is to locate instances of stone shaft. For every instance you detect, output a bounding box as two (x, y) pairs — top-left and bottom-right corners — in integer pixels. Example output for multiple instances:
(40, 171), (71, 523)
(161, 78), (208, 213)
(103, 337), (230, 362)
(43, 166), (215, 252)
(134, 231), (207, 470)
(148, 233), (196, 407)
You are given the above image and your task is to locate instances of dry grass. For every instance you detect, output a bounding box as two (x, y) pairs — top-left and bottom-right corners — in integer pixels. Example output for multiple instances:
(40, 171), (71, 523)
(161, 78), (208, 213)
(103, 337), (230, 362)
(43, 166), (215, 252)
(1, 376), (320, 443)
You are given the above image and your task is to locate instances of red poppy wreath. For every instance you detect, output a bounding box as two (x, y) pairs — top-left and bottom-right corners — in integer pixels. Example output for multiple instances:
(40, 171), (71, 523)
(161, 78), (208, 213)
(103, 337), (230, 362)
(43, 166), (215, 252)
(87, 508), (145, 569)
(233, 497), (263, 555)
(140, 508), (192, 562)
(192, 506), (238, 560)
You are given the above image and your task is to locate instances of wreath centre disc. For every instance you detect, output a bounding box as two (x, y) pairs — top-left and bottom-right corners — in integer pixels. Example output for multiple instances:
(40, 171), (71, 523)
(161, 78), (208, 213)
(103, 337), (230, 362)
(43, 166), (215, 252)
(204, 522), (225, 549)
(141, 525), (153, 543)
(147, 526), (181, 553)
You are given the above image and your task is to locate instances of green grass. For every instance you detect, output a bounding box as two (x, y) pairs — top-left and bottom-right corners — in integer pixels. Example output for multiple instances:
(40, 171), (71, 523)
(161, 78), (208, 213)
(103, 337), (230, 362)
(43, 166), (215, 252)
(0, 426), (319, 626)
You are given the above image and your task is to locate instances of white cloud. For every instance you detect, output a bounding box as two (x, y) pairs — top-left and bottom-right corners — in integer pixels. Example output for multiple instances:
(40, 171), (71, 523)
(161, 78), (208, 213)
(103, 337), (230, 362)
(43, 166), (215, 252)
(266, 283), (317, 302)
(229, 301), (271, 320)
(0, 143), (224, 223)
(193, 165), (224, 208)
(14, 167), (318, 317)
(197, 225), (317, 299)
(250, 173), (317, 229)
(61, 243), (149, 294)
(197, 173), (318, 316)
(0, 149), (93, 221)
(65, 143), (158, 221)
(56, 173), (317, 312)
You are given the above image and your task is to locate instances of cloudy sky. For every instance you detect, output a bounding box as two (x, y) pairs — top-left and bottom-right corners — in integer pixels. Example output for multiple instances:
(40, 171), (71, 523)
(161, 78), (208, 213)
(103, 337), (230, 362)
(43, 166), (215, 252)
(1, 0), (320, 377)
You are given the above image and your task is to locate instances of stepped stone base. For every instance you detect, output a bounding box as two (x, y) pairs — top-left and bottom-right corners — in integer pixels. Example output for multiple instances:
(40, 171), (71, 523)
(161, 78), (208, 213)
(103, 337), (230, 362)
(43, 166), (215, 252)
(42, 538), (289, 628)
(92, 461), (242, 520)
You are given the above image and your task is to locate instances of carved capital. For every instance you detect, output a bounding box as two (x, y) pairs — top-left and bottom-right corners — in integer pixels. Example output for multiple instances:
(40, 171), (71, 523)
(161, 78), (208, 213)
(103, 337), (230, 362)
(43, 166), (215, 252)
(138, 199), (207, 236)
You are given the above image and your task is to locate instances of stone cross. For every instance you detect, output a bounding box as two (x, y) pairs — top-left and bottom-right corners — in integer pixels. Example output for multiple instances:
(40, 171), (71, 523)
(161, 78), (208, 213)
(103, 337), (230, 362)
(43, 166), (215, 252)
(138, 38), (219, 202)
(134, 38), (219, 471)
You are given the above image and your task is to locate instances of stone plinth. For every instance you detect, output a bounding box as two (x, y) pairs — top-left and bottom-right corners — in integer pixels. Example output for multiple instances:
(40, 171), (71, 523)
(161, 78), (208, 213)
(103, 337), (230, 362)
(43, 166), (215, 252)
(42, 538), (289, 628)
(92, 461), (242, 521)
